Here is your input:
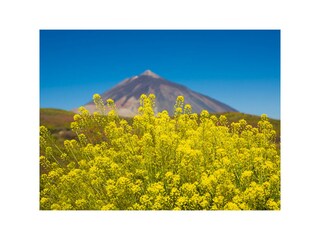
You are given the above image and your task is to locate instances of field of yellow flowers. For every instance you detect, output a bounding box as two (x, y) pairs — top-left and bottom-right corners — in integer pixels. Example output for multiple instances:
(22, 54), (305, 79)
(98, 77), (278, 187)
(40, 94), (280, 210)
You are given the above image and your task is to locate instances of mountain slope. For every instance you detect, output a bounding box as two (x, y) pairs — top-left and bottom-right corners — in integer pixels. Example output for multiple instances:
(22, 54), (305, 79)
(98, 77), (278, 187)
(79, 70), (237, 117)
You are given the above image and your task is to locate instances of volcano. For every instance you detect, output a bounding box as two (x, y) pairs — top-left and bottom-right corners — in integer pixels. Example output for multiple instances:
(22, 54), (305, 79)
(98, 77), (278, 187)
(78, 70), (237, 117)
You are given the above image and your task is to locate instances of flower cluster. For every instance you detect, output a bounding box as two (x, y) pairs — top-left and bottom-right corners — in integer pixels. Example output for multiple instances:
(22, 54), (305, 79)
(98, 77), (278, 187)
(40, 94), (280, 210)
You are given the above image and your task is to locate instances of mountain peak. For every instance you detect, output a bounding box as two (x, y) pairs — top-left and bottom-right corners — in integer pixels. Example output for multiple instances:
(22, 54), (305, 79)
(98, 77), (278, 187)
(79, 71), (237, 117)
(140, 69), (160, 78)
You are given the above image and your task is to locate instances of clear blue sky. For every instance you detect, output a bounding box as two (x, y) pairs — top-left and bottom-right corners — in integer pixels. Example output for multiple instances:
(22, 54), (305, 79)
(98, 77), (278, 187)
(40, 30), (280, 119)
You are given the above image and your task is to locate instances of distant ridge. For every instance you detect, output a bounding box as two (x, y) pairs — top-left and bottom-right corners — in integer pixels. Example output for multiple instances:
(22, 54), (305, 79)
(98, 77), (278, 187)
(77, 70), (238, 117)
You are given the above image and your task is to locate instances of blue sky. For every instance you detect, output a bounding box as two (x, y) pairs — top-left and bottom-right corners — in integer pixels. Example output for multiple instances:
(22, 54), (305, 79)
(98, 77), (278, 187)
(40, 30), (280, 119)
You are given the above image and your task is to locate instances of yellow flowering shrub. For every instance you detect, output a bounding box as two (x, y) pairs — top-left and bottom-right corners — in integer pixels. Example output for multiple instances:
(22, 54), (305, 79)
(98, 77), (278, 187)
(40, 94), (280, 210)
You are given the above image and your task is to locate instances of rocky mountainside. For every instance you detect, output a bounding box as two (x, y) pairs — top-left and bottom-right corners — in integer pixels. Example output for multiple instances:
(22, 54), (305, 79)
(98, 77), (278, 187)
(78, 70), (237, 117)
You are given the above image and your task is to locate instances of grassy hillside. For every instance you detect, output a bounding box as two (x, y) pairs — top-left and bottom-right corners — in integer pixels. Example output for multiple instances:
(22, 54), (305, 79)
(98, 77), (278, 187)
(40, 108), (280, 145)
(40, 108), (76, 141)
(40, 108), (75, 129)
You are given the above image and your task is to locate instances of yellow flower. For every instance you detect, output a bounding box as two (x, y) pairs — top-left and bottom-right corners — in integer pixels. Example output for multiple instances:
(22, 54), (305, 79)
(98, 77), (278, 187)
(40, 126), (49, 136)
(266, 199), (280, 210)
(106, 98), (114, 107)
(219, 115), (228, 126)
(101, 204), (117, 210)
(184, 104), (192, 114)
(261, 114), (268, 121)
(149, 93), (156, 100)
(200, 110), (209, 119)
(176, 96), (184, 102)
(73, 114), (81, 121)
(39, 94), (280, 210)
(224, 202), (240, 210)
(51, 204), (61, 210)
